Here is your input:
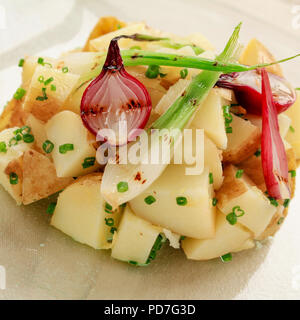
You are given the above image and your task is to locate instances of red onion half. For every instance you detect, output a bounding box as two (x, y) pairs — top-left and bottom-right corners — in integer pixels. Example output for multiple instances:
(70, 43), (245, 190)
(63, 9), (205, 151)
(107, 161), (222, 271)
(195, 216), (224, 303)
(261, 68), (290, 200)
(80, 38), (152, 146)
(216, 70), (296, 115)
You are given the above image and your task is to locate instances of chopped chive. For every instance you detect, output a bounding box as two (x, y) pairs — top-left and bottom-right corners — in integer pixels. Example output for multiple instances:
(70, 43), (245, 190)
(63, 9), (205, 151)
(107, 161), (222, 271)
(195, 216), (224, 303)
(46, 202), (56, 214)
(50, 84), (56, 91)
(223, 105), (233, 134)
(120, 203), (126, 208)
(38, 75), (44, 83)
(36, 87), (48, 101)
(22, 133), (34, 143)
(62, 67), (69, 73)
(209, 172), (214, 184)
(130, 45), (142, 50)
(221, 253), (232, 262)
(226, 126), (233, 133)
(180, 68), (188, 79)
(226, 212), (237, 225)
(116, 24), (121, 29)
(289, 125), (295, 133)
(268, 197), (279, 207)
(110, 227), (117, 234)
(42, 140), (54, 154)
(254, 149), (261, 157)
(296, 88), (300, 90)
(13, 87), (26, 100)
(44, 77), (54, 86)
(145, 64), (160, 79)
(283, 199), (290, 208)
(176, 196), (187, 206)
(159, 72), (167, 78)
(289, 170), (296, 178)
(277, 217), (285, 225)
(37, 57), (44, 65)
(146, 234), (164, 264)
(235, 169), (244, 179)
(117, 181), (128, 193)
(8, 137), (18, 147)
(9, 172), (18, 185)
(233, 206), (245, 217)
(0, 141), (7, 153)
(105, 202), (113, 212)
(129, 260), (138, 266)
(105, 217), (114, 227)
(144, 195), (156, 205)
(212, 197), (218, 206)
(180, 236), (186, 241)
(59, 143), (74, 154)
(82, 156), (96, 169)
(18, 58), (25, 67)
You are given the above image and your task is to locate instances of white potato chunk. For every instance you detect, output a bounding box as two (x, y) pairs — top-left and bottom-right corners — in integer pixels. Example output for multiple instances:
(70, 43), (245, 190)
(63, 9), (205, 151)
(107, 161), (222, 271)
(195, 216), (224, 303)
(51, 173), (121, 249)
(191, 88), (230, 149)
(111, 205), (161, 265)
(23, 65), (80, 122)
(129, 166), (216, 239)
(222, 114), (261, 164)
(182, 211), (252, 260)
(0, 127), (33, 204)
(216, 165), (277, 238)
(45, 111), (99, 177)
(285, 92), (300, 159)
(25, 114), (48, 155)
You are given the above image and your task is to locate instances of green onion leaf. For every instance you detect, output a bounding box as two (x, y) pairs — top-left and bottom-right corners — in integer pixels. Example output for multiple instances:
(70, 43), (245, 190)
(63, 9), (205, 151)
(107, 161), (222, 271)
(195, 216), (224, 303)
(82, 156), (96, 169)
(277, 217), (285, 225)
(145, 64), (160, 78)
(176, 196), (187, 206)
(13, 87), (26, 100)
(283, 199), (290, 208)
(221, 253), (232, 262)
(289, 170), (296, 178)
(9, 172), (18, 185)
(18, 58), (25, 67)
(235, 169), (244, 179)
(144, 195), (156, 205)
(226, 212), (237, 225)
(268, 197), (279, 207)
(37, 57), (44, 65)
(212, 197), (218, 206)
(254, 149), (261, 157)
(62, 67), (69, 73)
(44, 77), (54, 86)
(117, 181), (128, 193)
(50, 84), (56, 91)
(0, 141), (7, 153)
(105, 217), (114, 227)
(23, 134), (34, 143)
(59, 143), (74, 154)
(289, 125), (295, 133)
(42, 140), (54, 154)
(146, 234), (164, 264)
(46, 202), (57, 214)
(180, 68), (188, 79)
(209, 172), (214, 184)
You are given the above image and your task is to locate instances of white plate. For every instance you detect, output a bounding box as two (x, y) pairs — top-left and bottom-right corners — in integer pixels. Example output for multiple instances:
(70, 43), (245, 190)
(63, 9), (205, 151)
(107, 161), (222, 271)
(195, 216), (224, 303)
(0, 0), (300, 299)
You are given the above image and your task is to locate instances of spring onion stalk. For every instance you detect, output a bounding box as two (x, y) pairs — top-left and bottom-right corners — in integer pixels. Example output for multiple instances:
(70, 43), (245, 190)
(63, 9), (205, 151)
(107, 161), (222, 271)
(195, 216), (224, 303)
(101, 23), (242, 208)
(78, 50), (300, 89)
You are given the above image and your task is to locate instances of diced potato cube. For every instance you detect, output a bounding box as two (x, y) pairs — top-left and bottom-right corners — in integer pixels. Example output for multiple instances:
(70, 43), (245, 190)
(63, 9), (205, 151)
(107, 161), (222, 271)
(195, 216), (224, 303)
(216, 165), (277, 238)
(129, 166), (216, 239)
(111, 205), (161, 265)
(222, 114), (261, 164)
(45, 111), (99, 177)
(22, 150), (73, 205)
(23, 65), (80, 122)
(239, 38), (283, 77)
(191, 88), (229, 149)
(25, 114), (48, 155)
(182, 211), (252, 260)
(285, 92), (300, 159)
(51, 173), (121, 249)
(0, 127), (33, 204)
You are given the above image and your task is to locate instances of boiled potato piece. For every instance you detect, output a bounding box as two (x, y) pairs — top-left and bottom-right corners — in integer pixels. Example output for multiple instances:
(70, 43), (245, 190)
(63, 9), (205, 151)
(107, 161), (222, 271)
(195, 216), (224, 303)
(216, 165), (277, 238)
(203, 135), (223, 190)
(191, 88), (230, 149)
(51, 173), (121, 249)
(129, 167), (216, 239)
(83, 16), (126, 51)
(222, 114), (261, 164)
(239, 38), (283, 77)
(111, 205), (161, 265)
(246, 113), (291, 139)
(0, 99), (27, 131)
(89, 23), (147, 51)
(46, 111), (99, 178)
(22, 150), (73, 205)
(0, 127), (33, 204)
(23, 65), (80, 122)
(182, 211), (252, 260)
(25, 114), (48, 155)
(285, 92), (300, 158)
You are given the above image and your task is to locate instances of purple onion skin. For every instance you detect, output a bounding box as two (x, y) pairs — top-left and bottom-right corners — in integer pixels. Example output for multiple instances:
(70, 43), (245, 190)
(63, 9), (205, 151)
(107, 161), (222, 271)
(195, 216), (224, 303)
(216, 71), (296, 115)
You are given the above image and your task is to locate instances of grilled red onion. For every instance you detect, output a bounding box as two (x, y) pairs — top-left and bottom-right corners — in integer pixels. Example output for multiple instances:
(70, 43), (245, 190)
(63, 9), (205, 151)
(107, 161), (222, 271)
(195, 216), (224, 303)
(80, 38), (152, 146)
(261, 68), (290, 199)
(216, 70), (296, 115)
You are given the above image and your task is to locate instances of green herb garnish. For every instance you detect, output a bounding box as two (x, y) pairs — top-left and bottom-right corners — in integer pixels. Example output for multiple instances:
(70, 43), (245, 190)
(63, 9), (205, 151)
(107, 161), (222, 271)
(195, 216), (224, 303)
(289, 170), (296, 178)
(226, 206), (245, 225)
(235, 169), (244, 179)
(289, 125), (295, 133)
(59, 143), (74, 154)
(9, 172), (18, 185)
(0, 142), (7, 153)
(283, 199), (290, 208)
(145, 64), (160, 78)
(212, 198), (218, 206)
(62, 67), (69, 73)
(46, 202), (57, 214)
(268, 197), (279, 207)
(42, 140), (54, 154)
(180, 68), (188, 79)
(18, 58), (25, 67)
(209, 172), (214, 184)
(117, 181), (128, 193)
(82, 157), (96, 169)
(221, 253), (232, 262)
(105, 218), (114, 227)
(176, 196), (187, 206)
(254, 149), (261, 157)
(14, 87), (26, 100)
(144, 195), (156, 205)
